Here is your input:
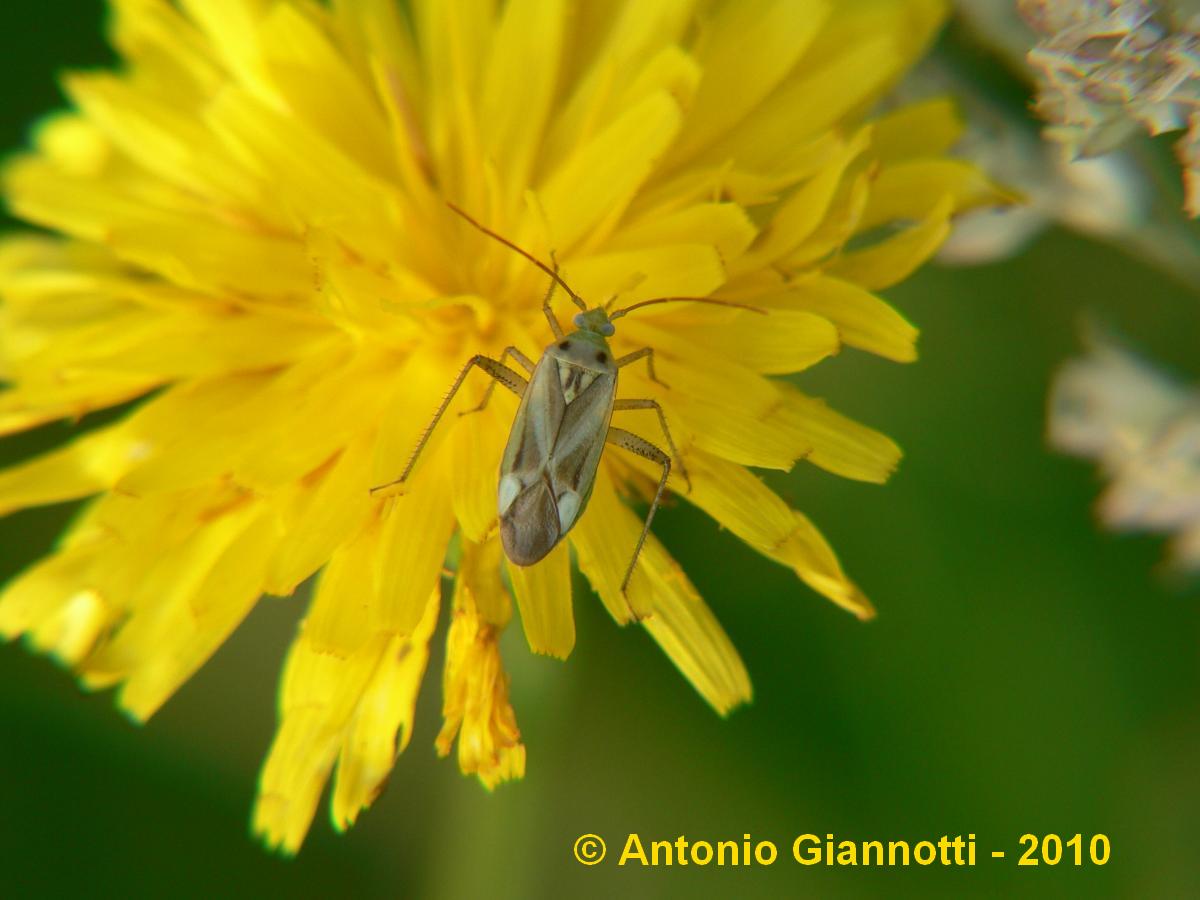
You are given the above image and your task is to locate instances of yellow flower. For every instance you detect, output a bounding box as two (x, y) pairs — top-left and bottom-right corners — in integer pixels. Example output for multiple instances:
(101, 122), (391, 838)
(0, 0), (1002, 852)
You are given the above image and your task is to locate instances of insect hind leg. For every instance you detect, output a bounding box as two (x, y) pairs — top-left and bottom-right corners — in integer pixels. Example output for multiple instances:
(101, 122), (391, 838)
(612, 397), (690, 492)
(606, 426), (671, 612)
(370, 355), (528, 497)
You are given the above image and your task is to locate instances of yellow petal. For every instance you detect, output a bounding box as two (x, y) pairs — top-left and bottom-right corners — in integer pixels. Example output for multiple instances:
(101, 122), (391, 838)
(779, 276), (918, 363)
(204, 85), (400, 264)
(256, 3), (395, 179)
(109, 372), (276, 496)
(636, 128), (840, 216)
(254, 623), (388, 854)
(858, 159), (1016, 232)
(0, 488), (218, 655)
(228, 353), (392, 491)
(870, 96), (964, 162)
(331, 593), (440, 830)
(11, 301), (333, 384)
(177, 0), (271, 98)
(256, 515), (441, 851)
(302, 518), (383, 655)
(565, 243), (726, 307)
(776, 386), (902, 483)
(448, 400), (512, 543)
(665, 0), (830, 166)
(0, 542), (113, 664)
(371, 347), (468, 492)
(339, 2), (432, 209)
(638, 543), (751, 715)
(86, 502), (278, 720)
(617, 43), (702, 115)
(733, 126), (872, 275)
(614, 326), (816, 471)
(802, 0), (946, 75)
(683, 451), (874, 619)
(459, 536), (511, 627)
(265, 436), (377, 597)
(610, 202), (757, 262)
(0, 378), (158, 438)
(64, 72), (266, 214)
(3, 157), (313, 302)
(783, 169), (872, 271)
(542, 0), (694, 173)
(619, 319), (779, 413)
(110, 0), (224, 99)
(0, 426), (133, 516)
(375, 454), (456, 637)
(689, 36), (899, 178)
(536, 90), (682, 254)
(506, 541), (574, 659)
(479, 0), (565, 209)
(31, 114), (111, 178)
(437, 544), (525, 788)
(411, 0), (494, 199)
(570, 466), (659, 623)
(826, 194), (954, 291)
(657, 308), (839, 375)
(255, 517), (425, 852)
(27, 588), (112, 668)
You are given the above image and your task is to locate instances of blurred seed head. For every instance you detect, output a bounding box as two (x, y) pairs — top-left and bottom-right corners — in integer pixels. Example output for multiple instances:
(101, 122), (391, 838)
(1049, 328), (1200, 570)
(1021, 0), (1200, 214)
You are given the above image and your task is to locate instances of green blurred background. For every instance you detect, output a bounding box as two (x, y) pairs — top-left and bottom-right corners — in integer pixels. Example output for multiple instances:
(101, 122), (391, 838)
(2, 3), (1199, 897)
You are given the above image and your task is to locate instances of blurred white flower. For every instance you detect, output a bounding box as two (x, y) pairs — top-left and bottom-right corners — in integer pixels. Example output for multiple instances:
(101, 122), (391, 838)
(1049, 331), (1200, 569)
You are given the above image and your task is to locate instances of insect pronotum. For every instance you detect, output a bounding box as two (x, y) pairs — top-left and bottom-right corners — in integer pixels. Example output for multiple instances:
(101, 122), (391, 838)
(374, 203), (764, 599)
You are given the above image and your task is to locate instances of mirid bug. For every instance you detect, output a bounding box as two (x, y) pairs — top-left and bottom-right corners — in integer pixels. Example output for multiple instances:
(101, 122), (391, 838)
(375, 203), (763, 597)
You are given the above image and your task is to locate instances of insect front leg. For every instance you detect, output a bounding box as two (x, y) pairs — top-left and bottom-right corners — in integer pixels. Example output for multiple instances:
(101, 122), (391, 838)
(616, 346), (669, 389)
(370, 355), (528, 496)
(612, 398), (691, 492)
(465, 345), (537, 414)
(606, 426), (671, 601)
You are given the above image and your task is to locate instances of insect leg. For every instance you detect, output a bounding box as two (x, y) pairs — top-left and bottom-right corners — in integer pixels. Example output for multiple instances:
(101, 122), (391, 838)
(612, 398), (691, 492)
(542, 251), (565, 339)
(465, 346), (537, 414)
(615, 346), (669, 389)
(370, 355), (528, 496)
(502, 346), (537, 373)
(606, 426), (671, 598)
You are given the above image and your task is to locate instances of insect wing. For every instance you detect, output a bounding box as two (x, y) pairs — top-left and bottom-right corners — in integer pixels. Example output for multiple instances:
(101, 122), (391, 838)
(498, 352), (615, 566)
(499, 355), (567, 565)
(545, 361), (615, 534)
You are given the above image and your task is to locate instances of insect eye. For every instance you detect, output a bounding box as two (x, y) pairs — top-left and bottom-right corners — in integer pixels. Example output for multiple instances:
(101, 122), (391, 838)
(600, 323), (615, 336)
(572, 313), (585, 328)
(558, 340), (571, 350)
(596, 351), (608, 364)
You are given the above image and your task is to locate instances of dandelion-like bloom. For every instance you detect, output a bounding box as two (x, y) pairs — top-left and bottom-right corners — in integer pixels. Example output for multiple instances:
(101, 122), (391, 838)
(0, 0), (1000, 851)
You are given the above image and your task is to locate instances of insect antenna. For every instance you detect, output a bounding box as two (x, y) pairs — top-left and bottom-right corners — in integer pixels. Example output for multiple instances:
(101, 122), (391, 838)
(446, 201), (587, 311)
(608, 296), (768, 320)
(602, 272), (648, 312)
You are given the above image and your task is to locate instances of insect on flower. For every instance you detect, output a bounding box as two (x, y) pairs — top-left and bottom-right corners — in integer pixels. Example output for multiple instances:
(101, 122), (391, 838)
(374, 203), (764, 599)
(0, 0), (1004, 854)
